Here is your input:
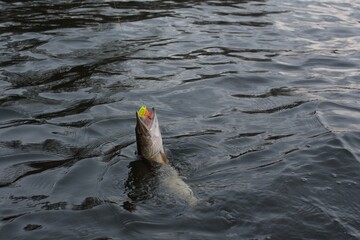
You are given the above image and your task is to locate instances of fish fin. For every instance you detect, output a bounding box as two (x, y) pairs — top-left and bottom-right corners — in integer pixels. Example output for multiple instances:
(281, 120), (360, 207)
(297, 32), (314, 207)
(161, 151), (169, 164)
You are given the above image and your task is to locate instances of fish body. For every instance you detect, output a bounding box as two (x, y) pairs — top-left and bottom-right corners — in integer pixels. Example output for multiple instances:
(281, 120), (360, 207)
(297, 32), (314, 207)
(158, 164), (198, 206)
(136, 107), (168, 164)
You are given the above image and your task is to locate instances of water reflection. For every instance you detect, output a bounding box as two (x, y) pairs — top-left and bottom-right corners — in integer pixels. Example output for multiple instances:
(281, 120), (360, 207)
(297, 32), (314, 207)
(123, 159), (158, 212)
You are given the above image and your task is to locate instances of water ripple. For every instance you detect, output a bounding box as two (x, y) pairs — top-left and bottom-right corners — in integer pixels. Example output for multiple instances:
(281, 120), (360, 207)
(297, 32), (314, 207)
(1, 0), (360, 239)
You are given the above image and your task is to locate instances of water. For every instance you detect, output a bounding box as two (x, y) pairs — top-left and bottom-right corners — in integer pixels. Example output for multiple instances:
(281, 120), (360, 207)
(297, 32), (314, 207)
(1, 0), (360, 239)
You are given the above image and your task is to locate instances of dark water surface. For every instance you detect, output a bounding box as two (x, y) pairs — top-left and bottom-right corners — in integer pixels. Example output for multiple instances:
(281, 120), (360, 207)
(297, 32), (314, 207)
(1, 0), (360, 239)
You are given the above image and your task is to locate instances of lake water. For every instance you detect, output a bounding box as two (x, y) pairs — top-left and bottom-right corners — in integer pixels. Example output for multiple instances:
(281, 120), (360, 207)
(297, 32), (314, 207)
(1, 0), (360, 239)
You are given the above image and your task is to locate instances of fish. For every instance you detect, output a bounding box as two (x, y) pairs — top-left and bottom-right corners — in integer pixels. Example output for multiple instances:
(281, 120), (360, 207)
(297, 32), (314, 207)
(135, 107), (169, 164)
(158, 164), (198, 207)
(135, 106), (198, 206)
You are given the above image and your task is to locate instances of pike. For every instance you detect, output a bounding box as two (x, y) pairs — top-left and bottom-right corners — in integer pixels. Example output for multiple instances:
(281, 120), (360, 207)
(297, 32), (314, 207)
(135, 107), (169, 164)
(135, 106), (198, 206)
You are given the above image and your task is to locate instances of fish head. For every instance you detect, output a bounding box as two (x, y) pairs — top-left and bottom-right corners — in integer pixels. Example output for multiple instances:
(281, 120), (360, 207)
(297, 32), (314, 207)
(136, 107), (168, 164)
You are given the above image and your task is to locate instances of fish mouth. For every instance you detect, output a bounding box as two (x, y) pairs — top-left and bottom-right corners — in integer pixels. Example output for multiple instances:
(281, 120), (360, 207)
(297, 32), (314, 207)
(136, 107), (156, 133)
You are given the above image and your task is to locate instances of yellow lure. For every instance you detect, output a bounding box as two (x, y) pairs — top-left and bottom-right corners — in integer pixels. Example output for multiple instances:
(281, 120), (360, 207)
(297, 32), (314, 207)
(138, 105), (148, 117)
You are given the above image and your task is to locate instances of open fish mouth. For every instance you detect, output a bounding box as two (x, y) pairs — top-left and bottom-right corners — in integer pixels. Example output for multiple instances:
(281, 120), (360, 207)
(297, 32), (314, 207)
(136, 107), (156, 133)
